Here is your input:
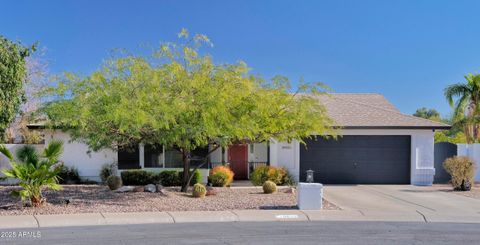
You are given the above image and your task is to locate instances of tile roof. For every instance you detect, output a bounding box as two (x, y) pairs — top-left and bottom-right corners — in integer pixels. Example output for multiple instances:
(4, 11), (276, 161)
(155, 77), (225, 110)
(315, 93), (450, 129)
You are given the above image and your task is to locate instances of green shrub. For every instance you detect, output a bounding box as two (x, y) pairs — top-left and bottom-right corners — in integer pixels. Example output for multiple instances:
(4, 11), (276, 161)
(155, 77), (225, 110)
(263, 180), (277, 194)
(250, 166), (290, 186)
(159, 170), (182, 186)
(1, 141), (64, 207)
(58, 165), (81, 184)
(208, 171), (229, 187)
(106, 175), (122, 190)
(443, 156), (476, 191)
(192, 183), (206, 198)
(121, 170), (160, 186)
(159, 170), (201, 187)
(208, 166), (234, 187)
(282, 170), (297, 186)
(100, 163), (116, 183)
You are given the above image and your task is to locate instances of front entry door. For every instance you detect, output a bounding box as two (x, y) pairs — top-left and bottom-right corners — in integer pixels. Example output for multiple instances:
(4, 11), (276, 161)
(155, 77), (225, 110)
(228, 144), (248, 180)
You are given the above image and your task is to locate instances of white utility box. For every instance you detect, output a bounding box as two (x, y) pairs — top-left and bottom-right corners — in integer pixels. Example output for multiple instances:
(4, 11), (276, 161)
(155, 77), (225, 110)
(297, 182), (323, 210)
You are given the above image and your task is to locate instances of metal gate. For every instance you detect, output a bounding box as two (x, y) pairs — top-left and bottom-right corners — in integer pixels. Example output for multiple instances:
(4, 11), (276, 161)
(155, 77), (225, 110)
(434, 142), (457, 183)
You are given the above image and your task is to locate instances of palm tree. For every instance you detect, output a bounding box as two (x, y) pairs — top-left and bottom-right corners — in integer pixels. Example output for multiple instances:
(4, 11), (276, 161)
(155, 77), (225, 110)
(445, 74), (480, 143)
(0, 140), (64, 207)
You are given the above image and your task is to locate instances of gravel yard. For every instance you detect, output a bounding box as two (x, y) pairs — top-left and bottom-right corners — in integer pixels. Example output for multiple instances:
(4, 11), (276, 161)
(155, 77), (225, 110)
(0, 185), (338, 215)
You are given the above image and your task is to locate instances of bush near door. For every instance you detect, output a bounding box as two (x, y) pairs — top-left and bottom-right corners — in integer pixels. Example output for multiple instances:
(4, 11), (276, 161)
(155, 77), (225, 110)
(443, 156), (476, 191)
(208, 166), (234, 187)
(250, 166), (295, 186)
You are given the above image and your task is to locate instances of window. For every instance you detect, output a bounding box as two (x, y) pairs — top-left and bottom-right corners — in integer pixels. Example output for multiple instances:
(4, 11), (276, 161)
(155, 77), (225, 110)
(164, 148), (183, 168)
(144, 144), (163, 168)
(249, 144), (254, 154)
(118, 146), (140, 170)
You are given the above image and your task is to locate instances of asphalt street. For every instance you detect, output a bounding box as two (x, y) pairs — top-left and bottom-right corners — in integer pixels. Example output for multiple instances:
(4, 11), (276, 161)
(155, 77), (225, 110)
(1, 221), (479, 245)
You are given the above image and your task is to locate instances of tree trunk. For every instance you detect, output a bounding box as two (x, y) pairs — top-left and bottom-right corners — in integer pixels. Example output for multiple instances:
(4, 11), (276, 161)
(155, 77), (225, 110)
(181, 150), (191, 192)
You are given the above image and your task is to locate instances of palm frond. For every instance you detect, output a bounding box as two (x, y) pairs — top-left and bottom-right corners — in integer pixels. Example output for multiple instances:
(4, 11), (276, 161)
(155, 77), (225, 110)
(16, 145), (39, 167)
(0, 145), (14, 161)
(444, 83), (470, 107)
(43, 140), (64, 163)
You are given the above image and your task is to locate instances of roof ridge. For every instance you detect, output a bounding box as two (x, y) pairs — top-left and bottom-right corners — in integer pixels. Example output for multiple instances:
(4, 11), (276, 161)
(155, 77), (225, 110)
(330, 96), (450, 127)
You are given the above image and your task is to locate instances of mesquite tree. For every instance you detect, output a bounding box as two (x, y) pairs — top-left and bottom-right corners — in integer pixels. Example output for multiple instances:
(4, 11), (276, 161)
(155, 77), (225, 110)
(42, 30), (336, 192)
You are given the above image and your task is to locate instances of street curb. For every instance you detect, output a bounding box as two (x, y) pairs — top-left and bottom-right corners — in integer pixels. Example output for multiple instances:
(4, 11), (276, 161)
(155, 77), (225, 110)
(35, 213), (106, 227)
(0, 215), (38, 229)
(166, 211), (238, 223)
(232, 210), (308, 222)
(2, 209), (479, 229)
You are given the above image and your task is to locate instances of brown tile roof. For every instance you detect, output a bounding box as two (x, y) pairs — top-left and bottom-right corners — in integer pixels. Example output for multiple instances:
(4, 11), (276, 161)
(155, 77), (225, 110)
(315, 93), (450, 129)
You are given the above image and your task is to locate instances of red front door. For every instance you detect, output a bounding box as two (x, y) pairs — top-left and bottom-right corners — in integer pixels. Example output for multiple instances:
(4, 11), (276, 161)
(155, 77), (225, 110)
(228, 144), (248, 180)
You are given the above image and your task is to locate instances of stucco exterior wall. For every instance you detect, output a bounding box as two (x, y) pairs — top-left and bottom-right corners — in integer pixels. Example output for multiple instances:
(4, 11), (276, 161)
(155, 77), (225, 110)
(457, 144), (480, 181)
(270, 129), (436, 186)
(44, 130), (117, 182)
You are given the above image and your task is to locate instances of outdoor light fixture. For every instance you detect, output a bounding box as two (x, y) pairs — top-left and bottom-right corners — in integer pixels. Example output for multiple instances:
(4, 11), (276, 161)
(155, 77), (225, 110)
(306, 169), (314, 183)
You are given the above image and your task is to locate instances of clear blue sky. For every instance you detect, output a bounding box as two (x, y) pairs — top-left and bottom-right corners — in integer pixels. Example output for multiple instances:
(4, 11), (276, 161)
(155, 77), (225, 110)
(2, 0), (480, 116)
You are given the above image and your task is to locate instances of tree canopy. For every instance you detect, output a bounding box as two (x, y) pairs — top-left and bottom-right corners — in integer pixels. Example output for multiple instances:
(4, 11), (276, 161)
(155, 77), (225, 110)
(42, 30), (336, 191)
(0, 36), (35, 139)
(444, 73), (480, 143)
(413, 107), (441, 122)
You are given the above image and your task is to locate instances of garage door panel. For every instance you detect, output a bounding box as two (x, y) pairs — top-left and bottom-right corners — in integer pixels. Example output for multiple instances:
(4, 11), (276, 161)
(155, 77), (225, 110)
(300, 136), (411, 184)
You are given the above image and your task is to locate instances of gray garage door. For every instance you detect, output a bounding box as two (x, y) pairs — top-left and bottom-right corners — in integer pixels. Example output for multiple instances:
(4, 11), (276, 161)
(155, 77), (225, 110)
(300, 135), (411, 184)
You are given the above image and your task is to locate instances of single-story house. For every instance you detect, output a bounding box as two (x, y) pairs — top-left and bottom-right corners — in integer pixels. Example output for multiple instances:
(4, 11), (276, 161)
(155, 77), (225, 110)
(28, 93), (450, 186)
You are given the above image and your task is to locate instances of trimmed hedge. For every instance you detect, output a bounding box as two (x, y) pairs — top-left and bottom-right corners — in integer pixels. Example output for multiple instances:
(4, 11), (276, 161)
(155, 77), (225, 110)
(120, 169), (202, 187)
(160, 169), (202, 187)
(120, 170), (161, 186)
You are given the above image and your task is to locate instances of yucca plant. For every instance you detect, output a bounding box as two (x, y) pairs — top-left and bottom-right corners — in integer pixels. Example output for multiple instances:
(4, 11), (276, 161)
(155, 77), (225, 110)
(0, 140), (64, 207)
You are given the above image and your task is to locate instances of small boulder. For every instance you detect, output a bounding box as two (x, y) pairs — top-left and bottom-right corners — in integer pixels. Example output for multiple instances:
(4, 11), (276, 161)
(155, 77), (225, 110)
(206, 186), (217, 196)
(156, 184), (168, 196)
(115, 186), (135, 193)
(133, 186), (144, 192)
(284, 187), (296, 194)
(144, 184), (156, 193)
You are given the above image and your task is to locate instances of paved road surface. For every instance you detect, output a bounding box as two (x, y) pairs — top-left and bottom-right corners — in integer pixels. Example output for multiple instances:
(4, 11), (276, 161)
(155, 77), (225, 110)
(2, 221), (480, 245)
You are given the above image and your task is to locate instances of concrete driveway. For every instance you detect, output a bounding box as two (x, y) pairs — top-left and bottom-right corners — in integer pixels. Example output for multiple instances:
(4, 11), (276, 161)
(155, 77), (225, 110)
(323, 185), (480, 223)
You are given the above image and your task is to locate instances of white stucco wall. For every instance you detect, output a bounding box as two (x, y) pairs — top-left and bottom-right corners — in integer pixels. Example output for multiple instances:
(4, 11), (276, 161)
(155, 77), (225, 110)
(44, 130), (117, 182)
(457, 144), (480, 181)
(270, 129), (436, 186)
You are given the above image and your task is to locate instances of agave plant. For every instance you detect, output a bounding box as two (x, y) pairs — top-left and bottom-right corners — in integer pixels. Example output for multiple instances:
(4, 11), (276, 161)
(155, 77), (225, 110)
(0, 140), (64, 207)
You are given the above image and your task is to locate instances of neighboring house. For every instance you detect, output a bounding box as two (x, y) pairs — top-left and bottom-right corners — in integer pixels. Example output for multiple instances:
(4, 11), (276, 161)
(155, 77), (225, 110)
(28, 93), (449, 185)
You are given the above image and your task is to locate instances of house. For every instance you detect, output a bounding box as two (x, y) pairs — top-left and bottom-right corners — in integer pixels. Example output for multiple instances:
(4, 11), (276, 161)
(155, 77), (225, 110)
(29, 93), (449, 186)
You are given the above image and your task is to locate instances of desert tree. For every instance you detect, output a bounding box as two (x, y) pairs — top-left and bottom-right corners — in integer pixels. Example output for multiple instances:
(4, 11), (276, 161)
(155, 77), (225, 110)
(42, 29), (336, 192)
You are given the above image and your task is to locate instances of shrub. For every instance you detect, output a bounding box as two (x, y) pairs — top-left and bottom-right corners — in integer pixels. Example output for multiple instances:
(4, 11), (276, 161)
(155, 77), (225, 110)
(100, 162), (117, 183)
(282, 170), (297, 186)
(263, 180), (277, 194)
(159, 170), (182, 186)
(121, 170), (160, 186)
(0, 141), (64, 207)
(250, 166), (291, 186)
(443, 156), (476, 191)
(106, 175), (122, 190)
(192, 183), (206, 198)
(208, 166), (234, 187)
(58, 165), (81, 184)
(179, 169), (202, 186)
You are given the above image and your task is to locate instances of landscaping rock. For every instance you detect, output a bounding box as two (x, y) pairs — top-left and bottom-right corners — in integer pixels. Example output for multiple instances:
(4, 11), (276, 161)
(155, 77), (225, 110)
(156, 184), (168, 196)
(206, 186), (217, 196)
(144, 184), (156, 193)
(115, 186), (135, 193)
(133, 186), (144, 192)
(284, 187), (296, 194)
